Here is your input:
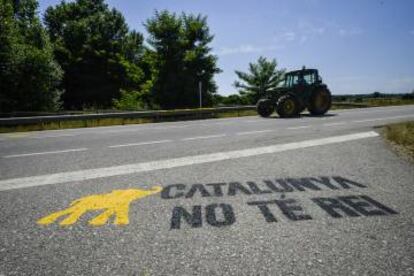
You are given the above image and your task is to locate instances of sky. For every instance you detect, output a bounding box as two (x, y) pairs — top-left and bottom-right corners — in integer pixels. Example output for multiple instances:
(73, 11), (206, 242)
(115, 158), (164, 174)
(37, 0), (414, 96)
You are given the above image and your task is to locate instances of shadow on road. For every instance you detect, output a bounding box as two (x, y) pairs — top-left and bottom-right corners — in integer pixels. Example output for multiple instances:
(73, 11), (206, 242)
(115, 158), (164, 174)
(263, 113), (338, 119)
(302, 113), (337, 118)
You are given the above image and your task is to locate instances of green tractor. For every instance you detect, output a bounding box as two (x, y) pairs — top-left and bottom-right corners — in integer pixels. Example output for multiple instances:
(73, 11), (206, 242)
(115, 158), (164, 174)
(257, 67), (332, 118)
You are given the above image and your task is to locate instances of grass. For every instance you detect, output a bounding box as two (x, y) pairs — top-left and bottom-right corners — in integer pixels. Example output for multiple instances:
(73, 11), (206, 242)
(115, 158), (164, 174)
(383, 121), (414, 159)
(333, 98), (414, 108)
(331, 102), (368, 109)
(366, 98), (414, 107)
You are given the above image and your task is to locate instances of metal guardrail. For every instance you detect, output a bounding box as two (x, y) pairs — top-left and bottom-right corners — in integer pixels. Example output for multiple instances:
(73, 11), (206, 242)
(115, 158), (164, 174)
(0, 106), (256, 126)
(0, 102), (371, 127)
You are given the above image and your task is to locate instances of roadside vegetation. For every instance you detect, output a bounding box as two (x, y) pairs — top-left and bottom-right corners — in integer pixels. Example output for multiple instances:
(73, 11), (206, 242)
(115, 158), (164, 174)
(332, 92), (414, 108)
(383, 121), (414, 159)
(1, 0), (220, 113)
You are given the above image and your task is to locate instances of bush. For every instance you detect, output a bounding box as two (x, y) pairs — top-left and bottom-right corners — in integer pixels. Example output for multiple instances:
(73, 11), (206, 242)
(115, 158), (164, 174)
(113, 89), (146, 111)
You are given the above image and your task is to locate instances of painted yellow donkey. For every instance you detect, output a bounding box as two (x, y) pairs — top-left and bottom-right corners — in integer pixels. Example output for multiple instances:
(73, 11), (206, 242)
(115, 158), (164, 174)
(37, 186), (162, 226)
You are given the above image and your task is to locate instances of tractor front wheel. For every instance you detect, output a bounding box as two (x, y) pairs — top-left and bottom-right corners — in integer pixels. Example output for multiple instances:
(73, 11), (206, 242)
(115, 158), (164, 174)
(257, 99), (274, 117)
(276, 94), (300, 118)
(308, 88), (332, 115)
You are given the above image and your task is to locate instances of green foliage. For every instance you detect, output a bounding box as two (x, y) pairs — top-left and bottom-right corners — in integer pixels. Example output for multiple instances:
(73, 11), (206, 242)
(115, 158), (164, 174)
(234, 56), (285, 104)
(113, 89), (146, 110)
(224, 94), (250, 106)
(402, 92), (414, 100)
(0, 0), (63, 112)
(333, 92), (414, 107)
(214, 94), (250, 106)
(1, 3), (222, 112)
(372, 91), (382, 98)
(145, 10), (221, 109)
(44, 0), (145, 109)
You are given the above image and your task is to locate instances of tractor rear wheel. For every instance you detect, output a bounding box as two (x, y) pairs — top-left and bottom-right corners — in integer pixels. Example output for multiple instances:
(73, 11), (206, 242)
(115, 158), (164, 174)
(256, 99), (274, 117)
(276, 94), (300, 118)
(308, 88), (331, 115)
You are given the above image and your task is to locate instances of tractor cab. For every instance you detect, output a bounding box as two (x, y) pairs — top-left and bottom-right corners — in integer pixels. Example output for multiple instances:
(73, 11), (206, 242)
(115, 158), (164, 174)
(282, 68), (321, 89)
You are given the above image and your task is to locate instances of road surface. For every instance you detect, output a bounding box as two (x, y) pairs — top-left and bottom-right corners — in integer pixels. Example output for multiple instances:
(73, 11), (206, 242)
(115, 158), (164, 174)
(1, 105), (413, 275)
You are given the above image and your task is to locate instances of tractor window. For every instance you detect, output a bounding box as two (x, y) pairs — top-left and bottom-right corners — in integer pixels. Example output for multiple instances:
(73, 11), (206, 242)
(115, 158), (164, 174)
(285, 74), (301, 87)
(303, 73), (315, 84)
(290, 75), (299, 86)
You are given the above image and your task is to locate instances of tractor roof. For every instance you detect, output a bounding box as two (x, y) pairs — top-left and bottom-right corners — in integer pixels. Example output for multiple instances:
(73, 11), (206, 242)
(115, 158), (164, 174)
(285, 68), (318, 75)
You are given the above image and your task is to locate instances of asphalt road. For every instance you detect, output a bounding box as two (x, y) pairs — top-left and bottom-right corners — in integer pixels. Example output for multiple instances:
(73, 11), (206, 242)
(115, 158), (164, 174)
(0, 105), (413, 275)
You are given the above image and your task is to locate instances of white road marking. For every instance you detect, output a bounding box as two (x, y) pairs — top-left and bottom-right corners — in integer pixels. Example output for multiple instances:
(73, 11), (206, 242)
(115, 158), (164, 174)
(182, 134), (226, 141)
(101, 129), (142, 134)
(3, 148), (88, 158)
(0, 131), (379, 191)
(236, 130), (273, 135)
(353, 118), (383, 123)
(157, 125), (189, 130)
(323, 122), (346, 126)
(33, 134), (76, 139)
(211, 122), (233, 125)
(287, 126), (310, 130)
(194, 122), (231, 127)
(101, 125), (189, 134)
(108, 140), (172, 148)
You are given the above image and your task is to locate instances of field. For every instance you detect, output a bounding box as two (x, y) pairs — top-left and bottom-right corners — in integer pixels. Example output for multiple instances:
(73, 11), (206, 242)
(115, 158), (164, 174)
(332, 94), (414, 108)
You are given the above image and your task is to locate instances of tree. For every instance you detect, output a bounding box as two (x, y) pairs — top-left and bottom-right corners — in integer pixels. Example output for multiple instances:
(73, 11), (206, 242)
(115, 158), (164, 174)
(145, 10), (221, 109)
(372, 91), (382, 98)
(402, 90), (414, 100)
(214, 94), (250, 106)
(234, 56), (285, 104)
(44, 0), (145, 109)
(0, 0), (62, 112)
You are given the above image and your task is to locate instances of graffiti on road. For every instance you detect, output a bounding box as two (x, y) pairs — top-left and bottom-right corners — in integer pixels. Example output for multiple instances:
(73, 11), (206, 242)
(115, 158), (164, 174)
(37, 176), (398, 228)
(37, 186), (162, 226)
